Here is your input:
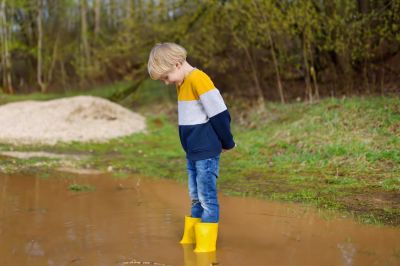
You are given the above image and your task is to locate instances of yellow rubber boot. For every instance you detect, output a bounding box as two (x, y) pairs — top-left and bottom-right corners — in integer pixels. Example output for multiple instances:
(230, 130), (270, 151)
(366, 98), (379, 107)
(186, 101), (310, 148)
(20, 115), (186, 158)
(180, 216), (201, 244)
(193, 223), (218, 253)
(196, 251), (217, 265)
(181, 243), (196, 266)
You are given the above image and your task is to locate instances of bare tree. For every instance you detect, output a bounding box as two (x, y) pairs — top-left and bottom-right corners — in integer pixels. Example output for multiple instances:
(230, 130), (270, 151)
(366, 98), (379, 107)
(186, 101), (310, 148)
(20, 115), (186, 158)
(126, 0), (132, 19)
(302, 33), (313, 103)
(94, 0), (101, 38)
(108, 0), (116, 28)
(37, 0), (46, 92)
(252, 1), (285, 103)
(80, 0), (90, 79)
(47, 32), (60, 86)
(232, 31), (265, 107)
(0, 0), (13, 93)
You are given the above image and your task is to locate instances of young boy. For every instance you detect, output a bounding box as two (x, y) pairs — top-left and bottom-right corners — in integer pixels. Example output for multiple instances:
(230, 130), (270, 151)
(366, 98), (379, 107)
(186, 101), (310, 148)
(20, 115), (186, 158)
(147, 43), (235, 252)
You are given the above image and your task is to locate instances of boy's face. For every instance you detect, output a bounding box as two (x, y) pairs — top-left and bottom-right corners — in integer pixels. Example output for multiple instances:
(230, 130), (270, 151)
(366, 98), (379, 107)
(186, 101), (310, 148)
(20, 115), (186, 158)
(160, 62), (184, 86)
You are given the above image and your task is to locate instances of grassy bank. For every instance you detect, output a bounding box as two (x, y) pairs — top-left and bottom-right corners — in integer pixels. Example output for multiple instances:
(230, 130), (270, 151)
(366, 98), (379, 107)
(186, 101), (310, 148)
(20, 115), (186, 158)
(0, 87), (399, 226)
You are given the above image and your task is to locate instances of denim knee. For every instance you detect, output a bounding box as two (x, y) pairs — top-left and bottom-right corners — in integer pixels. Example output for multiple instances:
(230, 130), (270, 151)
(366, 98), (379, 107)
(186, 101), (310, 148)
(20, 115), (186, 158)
(195, 156), (220, 222)
(186, 155), (220, 222)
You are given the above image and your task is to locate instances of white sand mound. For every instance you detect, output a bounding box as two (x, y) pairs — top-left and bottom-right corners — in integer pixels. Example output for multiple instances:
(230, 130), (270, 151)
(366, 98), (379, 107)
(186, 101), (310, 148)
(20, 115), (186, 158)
(0, 96), (146, 145)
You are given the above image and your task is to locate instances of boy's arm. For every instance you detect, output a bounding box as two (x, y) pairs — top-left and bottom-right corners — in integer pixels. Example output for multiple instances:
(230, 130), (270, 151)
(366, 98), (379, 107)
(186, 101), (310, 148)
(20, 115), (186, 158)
(193, 75), (235, 150)
(200, 90), (235, 150)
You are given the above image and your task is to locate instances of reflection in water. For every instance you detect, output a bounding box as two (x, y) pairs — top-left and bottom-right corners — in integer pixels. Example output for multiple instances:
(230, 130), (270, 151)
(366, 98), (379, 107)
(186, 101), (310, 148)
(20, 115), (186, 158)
(64, 221), (77, 241)
(337, 242), (356, 266)
(25, 240), (44, 257)
(181, 244), (217, 266)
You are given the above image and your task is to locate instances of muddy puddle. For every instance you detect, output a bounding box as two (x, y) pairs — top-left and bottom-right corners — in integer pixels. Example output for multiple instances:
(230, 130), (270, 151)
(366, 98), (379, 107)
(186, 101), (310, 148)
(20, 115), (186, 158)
(0, 173), (399, 266)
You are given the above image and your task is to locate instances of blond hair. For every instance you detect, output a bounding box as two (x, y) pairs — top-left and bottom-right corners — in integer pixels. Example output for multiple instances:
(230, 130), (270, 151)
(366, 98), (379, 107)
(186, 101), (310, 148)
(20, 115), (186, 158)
(147, 42), (187, 80)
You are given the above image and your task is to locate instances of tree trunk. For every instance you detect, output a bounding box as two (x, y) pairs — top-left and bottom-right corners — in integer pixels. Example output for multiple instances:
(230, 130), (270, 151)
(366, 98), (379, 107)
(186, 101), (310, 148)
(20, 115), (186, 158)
(243, 49), (263, 104)
(267, 26), (285, 103)
(0, 0), (13, 93)
(60, 60), (66, 88)
(109, 0), (115, 28)
(309, 46), (319, 100)
(136, 0), (143, 20)
(37, 0), (46, 92)
(232, 32), (265, 106)
(302, 33), (313, 103)
(80, 0), (90, 79)
(47, 32), (60, 85)
(126, 0), (132, 19)
(380, 68), (385, 95)
(252, 0), (284, 103)
(363, 61), (370, 94)
(94, 0), (101, 38)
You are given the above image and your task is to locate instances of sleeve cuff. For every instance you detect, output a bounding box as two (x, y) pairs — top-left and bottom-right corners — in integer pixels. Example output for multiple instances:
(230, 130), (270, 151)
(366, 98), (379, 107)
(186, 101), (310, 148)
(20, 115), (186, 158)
(222, 139), (235, 150)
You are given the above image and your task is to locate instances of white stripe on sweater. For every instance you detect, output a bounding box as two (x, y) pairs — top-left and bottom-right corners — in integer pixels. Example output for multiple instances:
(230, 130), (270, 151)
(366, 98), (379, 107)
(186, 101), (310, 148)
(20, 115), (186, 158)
(178, 100), (209, 125)
(178, 88), (227, 126)
(199, 88), (227, 118)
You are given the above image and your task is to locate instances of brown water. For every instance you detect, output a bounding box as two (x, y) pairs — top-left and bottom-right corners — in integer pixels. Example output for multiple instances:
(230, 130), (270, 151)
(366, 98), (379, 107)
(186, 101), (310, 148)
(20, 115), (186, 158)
(0, 173), (399, 266)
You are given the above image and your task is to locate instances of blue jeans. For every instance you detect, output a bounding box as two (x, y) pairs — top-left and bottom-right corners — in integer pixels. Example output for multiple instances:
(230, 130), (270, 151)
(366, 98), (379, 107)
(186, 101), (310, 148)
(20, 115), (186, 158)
(187, 155), (220, 223)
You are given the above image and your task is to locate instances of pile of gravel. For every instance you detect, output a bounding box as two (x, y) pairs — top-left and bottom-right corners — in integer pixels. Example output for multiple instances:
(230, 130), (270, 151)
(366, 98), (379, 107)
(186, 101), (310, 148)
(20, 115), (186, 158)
(0, 96), (146, 145)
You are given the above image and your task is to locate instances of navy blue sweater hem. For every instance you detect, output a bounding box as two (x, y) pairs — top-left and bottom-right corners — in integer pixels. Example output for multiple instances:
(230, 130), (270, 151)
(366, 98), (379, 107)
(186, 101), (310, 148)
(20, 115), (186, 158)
(186, 150), (221, 161)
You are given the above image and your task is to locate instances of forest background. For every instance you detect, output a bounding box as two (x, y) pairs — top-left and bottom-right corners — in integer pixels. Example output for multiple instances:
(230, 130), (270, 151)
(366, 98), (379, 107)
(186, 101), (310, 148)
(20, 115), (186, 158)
(0, 0), (399, 102)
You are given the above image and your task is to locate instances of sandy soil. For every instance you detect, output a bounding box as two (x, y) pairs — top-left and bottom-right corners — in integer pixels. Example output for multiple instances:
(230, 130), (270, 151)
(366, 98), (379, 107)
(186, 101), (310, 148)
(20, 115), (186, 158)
(0, 96), (146, 145)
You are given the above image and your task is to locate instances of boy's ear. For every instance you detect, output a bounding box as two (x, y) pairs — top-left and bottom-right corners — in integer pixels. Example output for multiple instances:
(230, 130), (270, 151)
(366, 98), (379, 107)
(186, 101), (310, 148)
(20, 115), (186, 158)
(176, 62), (183, 69)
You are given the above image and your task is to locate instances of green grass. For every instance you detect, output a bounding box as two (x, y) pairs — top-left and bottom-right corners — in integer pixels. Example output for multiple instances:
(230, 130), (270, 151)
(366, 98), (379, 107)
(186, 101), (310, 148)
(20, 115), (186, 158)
(68, 183), (96, 192)
(380, 178), (400, 191)
(0, 155), (61, 174)
(0, 85), (399, 226)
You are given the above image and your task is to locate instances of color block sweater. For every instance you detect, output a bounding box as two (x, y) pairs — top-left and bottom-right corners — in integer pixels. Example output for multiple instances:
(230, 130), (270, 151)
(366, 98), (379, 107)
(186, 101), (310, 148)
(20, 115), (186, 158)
(177, 69), (235, 161)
